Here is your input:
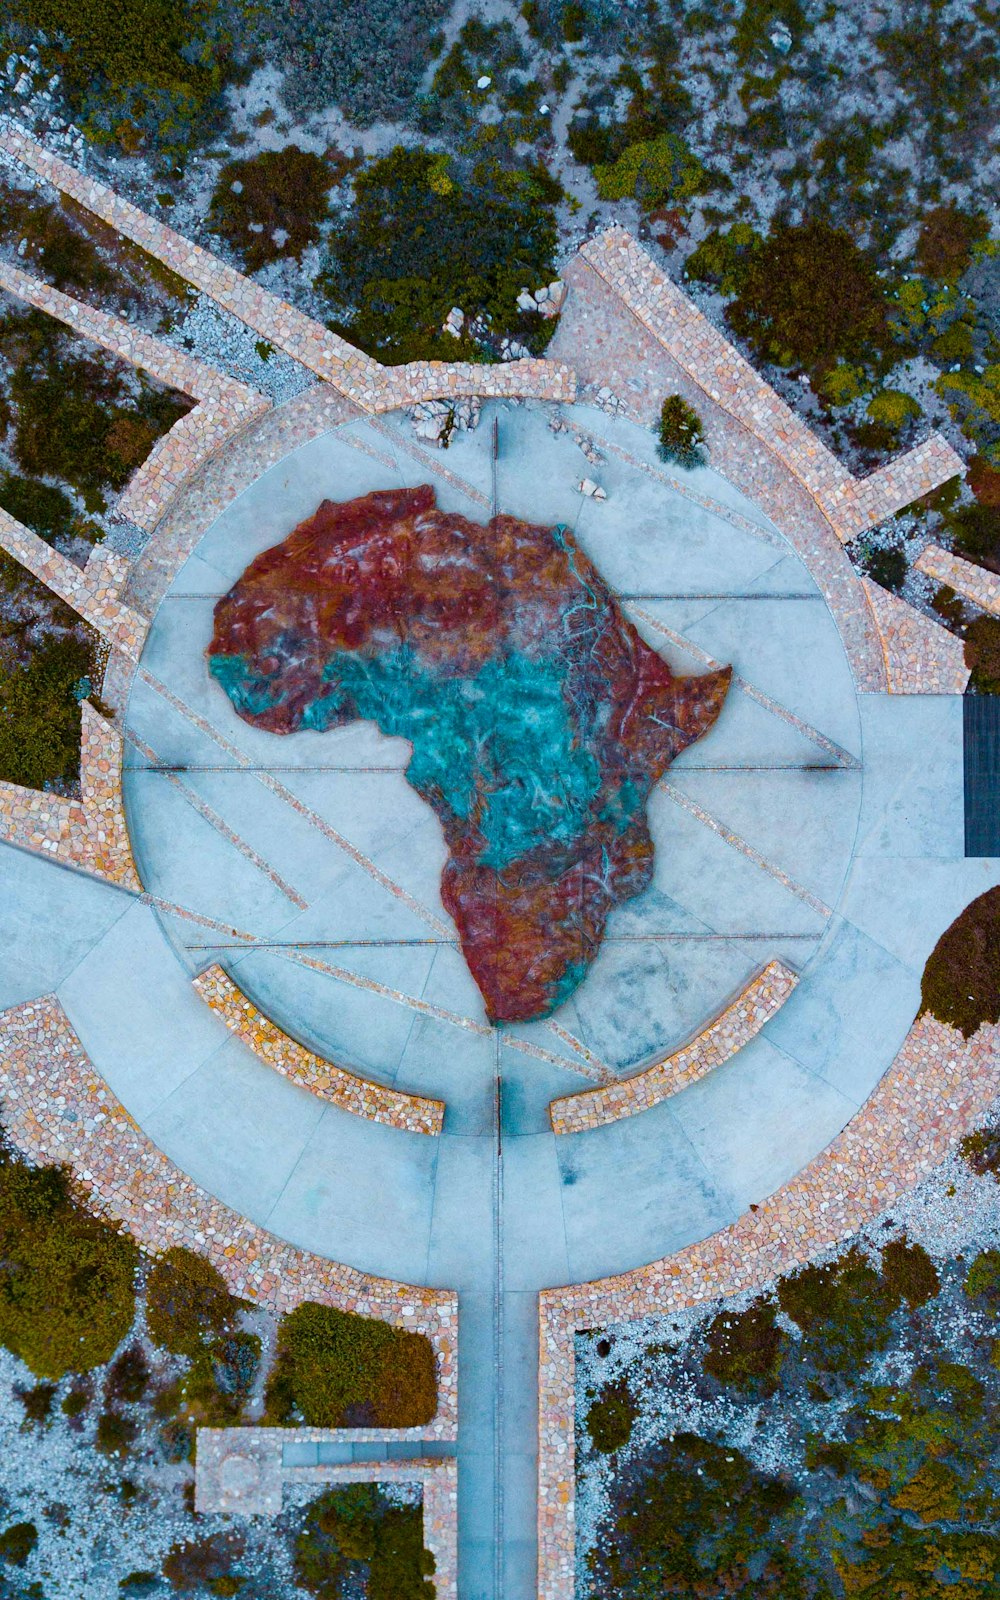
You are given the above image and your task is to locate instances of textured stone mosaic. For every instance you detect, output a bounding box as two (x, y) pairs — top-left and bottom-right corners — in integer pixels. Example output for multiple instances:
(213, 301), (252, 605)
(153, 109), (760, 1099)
(536, 1010), (1000, 1598)
(207, 484), (730, 1022)
(0, 702), (140, 888)
(916, 543), (1000, 616)
(193, 964), (445, 1134)
(0, 994), (458, 1436)
(549, 960), (798, 1133)
(861, 576), (970, 693)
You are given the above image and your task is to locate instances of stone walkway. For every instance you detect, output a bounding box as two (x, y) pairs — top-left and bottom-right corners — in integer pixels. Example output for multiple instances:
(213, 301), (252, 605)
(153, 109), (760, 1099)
(917, 543), (1000, 616)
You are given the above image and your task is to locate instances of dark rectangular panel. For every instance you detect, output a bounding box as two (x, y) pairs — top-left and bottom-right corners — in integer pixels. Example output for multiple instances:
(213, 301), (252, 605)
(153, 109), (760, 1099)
(964, 694), (1000, 856)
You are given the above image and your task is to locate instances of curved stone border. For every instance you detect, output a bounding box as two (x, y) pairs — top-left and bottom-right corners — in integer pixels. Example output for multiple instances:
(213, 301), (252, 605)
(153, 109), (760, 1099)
(549, 960), (798, 1134)
(0, 118), (574, 417)
(861, 577), (969, 693)
(536, 1008), (1000, 1598)
(0, 994), (458, 1437)
(193, 964), (444, 1135)
(196, 1435), (458, 1600)
(0, 702), (141, 889)
(579, 227), (963, 543)
(916, 543), (1000, 616)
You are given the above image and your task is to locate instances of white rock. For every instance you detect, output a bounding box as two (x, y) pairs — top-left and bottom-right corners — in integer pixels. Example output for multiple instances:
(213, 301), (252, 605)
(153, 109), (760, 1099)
(540, 103), (550, 114)
(230, 179), (243, 194)
(14, 73), (31, 95)
(477, 75), (492, 88)
(16, 239), (27, 257)
(578, 477), (607, 500)
(516, 289), (537, 313)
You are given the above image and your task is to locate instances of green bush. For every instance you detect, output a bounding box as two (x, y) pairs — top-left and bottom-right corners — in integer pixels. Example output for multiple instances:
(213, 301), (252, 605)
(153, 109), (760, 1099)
(726, 220), (890, 377)
(319, 148), (560, 363)
(294, 1485), (435, 1600)
(4, 0), (235, 150)
(0, 1522), (37, 1567)
(145, 1247), (242, 1357)
(920, 886), (1000, 1036)
(960, 1125), (1000, 1179)
(867, 388), (921, 432)
(964, 616), (1000, 694)
(881, 1238), (940, 1307)
(265, 1302), (437, 1429)
(703, 1297), (786, 1394)
(964, 1249), (1000, 1309)
(777, 1247), (899, 1372)
(104, 1345), (150, 1405)
(0, 473), (76, 544)
(16, 1381), (56, 1428)
(208, 147), (345, 273)
(96, 1407), (138, 1456)
(261, 0), (450, 126)
(862, 544), (907, 593)
(160, 1330), (261, 1443)
(594, 132), (707, 209)
(0, 633), (95, 790)
(949, 503), (1000, 572)
(587, 1432), (802, 1597)
(0, 1147), (136, 1380)
(586, 1378), (637, 1453)
(656, 394), (706, 469)
(162, 1533), (244, 1594)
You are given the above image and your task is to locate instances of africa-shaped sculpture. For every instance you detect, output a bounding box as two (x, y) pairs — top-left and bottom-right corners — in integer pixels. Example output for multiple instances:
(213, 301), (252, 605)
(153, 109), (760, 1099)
(208, 485), (731, 1023)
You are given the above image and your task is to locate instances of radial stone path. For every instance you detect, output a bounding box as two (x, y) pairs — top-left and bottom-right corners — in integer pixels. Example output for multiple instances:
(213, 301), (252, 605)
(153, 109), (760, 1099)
(0, 398), (988, 1600)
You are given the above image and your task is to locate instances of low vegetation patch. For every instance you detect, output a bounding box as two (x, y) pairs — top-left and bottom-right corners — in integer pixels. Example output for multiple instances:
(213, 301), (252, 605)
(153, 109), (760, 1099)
(656, 394), (706, 469)
(0, 1144), (137, 1380)
(208, 147), (348, 274)
(319, 147), (560, 364)
(294, 1484), (435, 1600)
(920, 885), (1000, 1037)
(0, 633), (97, 790)
(265, 1301), (437, 1428)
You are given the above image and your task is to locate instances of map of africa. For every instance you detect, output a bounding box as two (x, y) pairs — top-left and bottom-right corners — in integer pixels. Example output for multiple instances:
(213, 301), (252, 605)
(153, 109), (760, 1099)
(208, 485), (731, 1023)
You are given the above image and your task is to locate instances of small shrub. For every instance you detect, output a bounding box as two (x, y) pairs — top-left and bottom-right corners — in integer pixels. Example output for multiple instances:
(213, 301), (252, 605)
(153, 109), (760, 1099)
(586, 1378), (637, 1453)
(916, 203), (989, 281)
(777, 1247), (899, 1372)
(969, 455), (1000, 507)
(949, 503), (1000, 572)
(162, 1533), (244, 1594)
(726, 219), (890, 376)
(0, 633), (95, 790)
(562, 2), (587, 40)
(145, 1248), (241, 1357)
(960, 1125), (1000, 1179)
(105, 1346), (150, 1405)
(0, 1149), (137, 1379)
(594, 132), (707, 210)
(964, 616), (1000, 693)
(867, 389), (921, 433)
(265, 1302), (437, 1429)
(62, 1380), (92, 1420)
(863, 544), (908, 592)
(208, 147), (343, 273)
(15, 1381), (56, 1428)
(120, 1574), (161, 1597)
(656, 394), (706, 469)
(880, 1238), (940, 1307)
(96, 1408), (138, 1457)
(294, 1485), (435, 1600)
(0, 473), (76, 543)
(0, 1521), (37, 1566)
(703, 1297), (786, 1393)
(964, 1249), (1000, 1309)
(920, 886), (1000, 1037)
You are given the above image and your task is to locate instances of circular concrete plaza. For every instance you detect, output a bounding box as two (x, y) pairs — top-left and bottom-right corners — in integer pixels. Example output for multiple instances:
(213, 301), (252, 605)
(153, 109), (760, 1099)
(123, 400), (863, 1182)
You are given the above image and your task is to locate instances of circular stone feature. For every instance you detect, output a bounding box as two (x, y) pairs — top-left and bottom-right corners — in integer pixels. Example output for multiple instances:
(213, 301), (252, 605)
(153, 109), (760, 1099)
(218, 1452), (260, 1499)
(207, 484), (731, 1024)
